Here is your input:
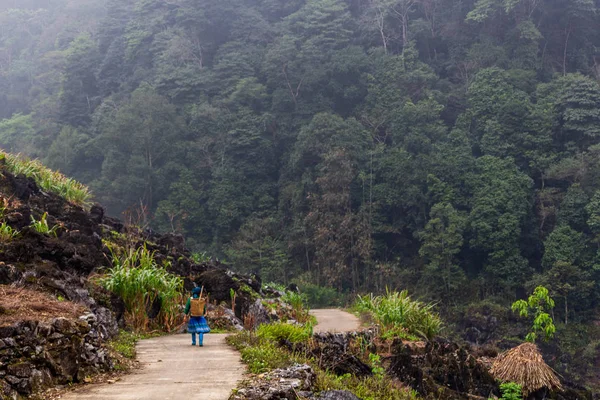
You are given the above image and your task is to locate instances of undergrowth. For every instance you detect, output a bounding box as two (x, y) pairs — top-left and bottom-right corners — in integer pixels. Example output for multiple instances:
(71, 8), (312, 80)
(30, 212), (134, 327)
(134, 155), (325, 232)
(314, 369), (419, 400)
(227, 326), (420, 399)
(0, 151), (92, 207)
(107, 330), (140, 360)
(227, 330), (295, 373)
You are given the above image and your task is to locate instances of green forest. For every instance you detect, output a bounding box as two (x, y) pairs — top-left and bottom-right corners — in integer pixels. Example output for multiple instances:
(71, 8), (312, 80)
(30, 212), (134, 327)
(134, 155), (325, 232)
(1, 0), (600, 325)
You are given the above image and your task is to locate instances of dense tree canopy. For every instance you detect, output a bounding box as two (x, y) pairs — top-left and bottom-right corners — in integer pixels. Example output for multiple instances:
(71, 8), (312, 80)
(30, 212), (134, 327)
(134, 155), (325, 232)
(1, 0), (600, 325)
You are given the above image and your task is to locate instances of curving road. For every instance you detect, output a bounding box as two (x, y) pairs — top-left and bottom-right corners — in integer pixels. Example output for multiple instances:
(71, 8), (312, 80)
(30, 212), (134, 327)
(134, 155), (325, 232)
(62, 309), (359, 399)
(310, 309), (361, 333)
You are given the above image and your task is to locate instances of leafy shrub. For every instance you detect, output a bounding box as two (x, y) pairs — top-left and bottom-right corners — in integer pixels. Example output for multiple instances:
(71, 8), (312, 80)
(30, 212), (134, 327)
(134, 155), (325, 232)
(257, 322), (312, 344)
(99, 245), (184, 332)
(355, 289), (442, 340)
(489, 382), (522, 400)
(0, 151), (91, 206)
(512, 286), (555, 343)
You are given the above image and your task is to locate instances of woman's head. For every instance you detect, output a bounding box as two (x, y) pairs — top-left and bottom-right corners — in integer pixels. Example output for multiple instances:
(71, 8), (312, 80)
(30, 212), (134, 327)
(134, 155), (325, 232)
(192, 287), (202, 298)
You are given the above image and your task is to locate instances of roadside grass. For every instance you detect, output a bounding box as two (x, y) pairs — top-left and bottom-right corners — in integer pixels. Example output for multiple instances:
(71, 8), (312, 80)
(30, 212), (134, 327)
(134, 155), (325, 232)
(0, 151), (92, 207)
(227, 323), (420, 400)
(256, 321), (312, 344)
(353, 290), (442, 340)
(313, 369), (420, 400)
(98, 245), (184, 332)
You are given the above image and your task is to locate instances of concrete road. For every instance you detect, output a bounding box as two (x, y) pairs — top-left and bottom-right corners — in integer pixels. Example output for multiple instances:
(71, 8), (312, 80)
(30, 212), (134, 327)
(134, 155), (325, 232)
(61, 333), (244, 400)
(310, 309), (361, 333)
(63, 310), (358, 399)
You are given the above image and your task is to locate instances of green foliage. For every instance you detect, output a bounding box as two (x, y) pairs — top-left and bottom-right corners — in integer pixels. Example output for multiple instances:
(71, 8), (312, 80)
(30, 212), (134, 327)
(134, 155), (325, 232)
(355, 290), (443, 340)
(314, 370), (420, 400)
(281, 291), (310, 323)
(30, 213), (59, 237)
(418, 202), (466, 301)
(99, 245), (184, 332)
(512, 286), (556, 342)
(256, 322), (312, 344)
(0, 222), (18, 242)
(495, 382), (523, 400)
(227, 331), (294, 374)
(369, 353), (385, 379)
(228, 329), (419, 400)
(0, 152), (91, 207)
(297, 282), (342, 308)
(190, 252), (211, 264)
(107, 330), (140, 360)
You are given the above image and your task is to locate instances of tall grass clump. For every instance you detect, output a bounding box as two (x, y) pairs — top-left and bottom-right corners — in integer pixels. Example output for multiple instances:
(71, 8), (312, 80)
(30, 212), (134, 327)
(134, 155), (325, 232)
(257, 321), (312, 344)
(0, 151), (91, 207)
(282, 291), (311, 323)
(99, 245), (184, 332)
(355, 289), (442, 340)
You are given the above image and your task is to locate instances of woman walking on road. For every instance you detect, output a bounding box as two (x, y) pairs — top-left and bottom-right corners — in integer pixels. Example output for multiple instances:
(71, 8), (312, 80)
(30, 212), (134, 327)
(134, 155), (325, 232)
(184, 286), (211, 346)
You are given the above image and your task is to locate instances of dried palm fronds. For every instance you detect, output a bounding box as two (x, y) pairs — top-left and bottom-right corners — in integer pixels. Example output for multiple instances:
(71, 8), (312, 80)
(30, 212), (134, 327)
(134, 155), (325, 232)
(491, 342), (562, 396)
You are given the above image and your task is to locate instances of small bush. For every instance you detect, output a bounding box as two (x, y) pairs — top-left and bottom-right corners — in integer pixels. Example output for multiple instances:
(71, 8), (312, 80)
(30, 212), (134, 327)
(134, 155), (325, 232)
(257, 322), (312, 344)
(355, 289), (442, 340)
(492, 382), (522, 400)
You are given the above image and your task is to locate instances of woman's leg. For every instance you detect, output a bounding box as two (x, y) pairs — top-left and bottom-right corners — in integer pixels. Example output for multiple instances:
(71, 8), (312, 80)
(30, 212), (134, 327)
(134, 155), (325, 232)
(198, 333), (204, 346)
(191, 332), (196, 345)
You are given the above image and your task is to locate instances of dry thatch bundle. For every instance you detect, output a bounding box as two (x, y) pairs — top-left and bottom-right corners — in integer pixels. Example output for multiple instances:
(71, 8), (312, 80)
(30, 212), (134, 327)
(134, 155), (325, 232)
(491, 342), (562, 396)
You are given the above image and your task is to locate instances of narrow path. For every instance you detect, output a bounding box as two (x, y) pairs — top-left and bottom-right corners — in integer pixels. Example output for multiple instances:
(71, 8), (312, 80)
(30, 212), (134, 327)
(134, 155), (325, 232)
(61, 333), (244, 400)
(310, 309), (361, 333)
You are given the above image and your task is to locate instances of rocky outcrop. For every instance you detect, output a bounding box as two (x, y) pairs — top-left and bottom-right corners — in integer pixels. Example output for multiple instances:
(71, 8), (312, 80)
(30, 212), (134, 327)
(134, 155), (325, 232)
(0, 315), (113, 398)
(389, 338), (498, 399)
(231, 364), (315, 400)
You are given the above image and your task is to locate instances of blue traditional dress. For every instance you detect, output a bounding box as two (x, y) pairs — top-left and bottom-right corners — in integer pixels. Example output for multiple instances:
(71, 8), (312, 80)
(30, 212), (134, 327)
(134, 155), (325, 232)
(184, 287), (210, 346)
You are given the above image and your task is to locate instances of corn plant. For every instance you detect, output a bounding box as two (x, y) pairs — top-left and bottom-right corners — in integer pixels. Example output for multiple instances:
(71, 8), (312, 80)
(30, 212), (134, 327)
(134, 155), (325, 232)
(0, 151), (92, 207)
(0, 222), (18, 242)
(99, 245), (184, 332)
(30, 212), (59, 237)
(355, 289), (442, 340)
